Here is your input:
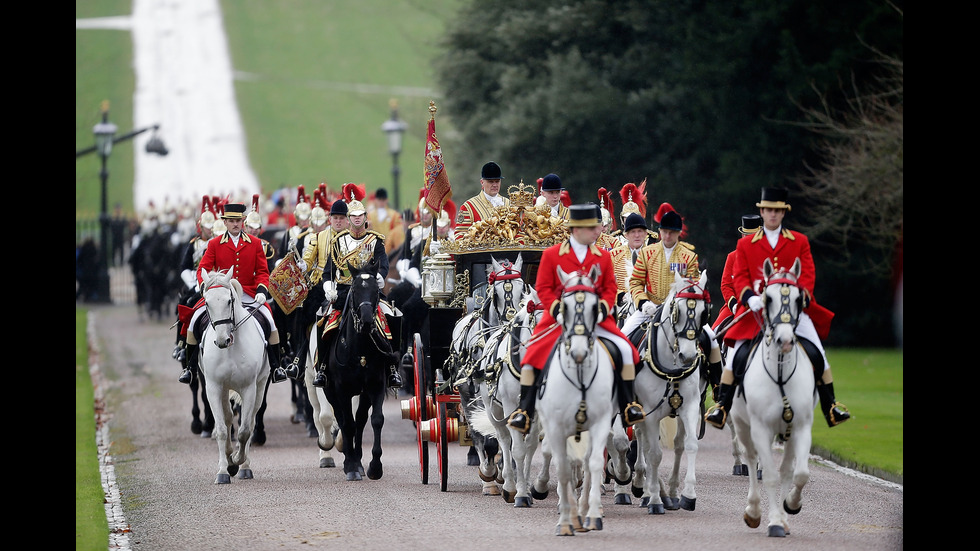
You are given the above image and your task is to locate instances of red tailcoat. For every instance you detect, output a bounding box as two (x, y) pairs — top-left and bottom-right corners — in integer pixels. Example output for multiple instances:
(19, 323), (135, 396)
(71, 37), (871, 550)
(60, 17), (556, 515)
(197, 231), (271, 299)
(521, 240), (639, 369)
(711, 250), (738, 331)
(724, 228), (833, 343)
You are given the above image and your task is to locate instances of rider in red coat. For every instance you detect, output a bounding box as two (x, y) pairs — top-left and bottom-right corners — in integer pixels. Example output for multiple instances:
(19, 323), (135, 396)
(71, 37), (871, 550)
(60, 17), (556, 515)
(705, 188), (849, 429)
(506, 204), (645, 434)
(180, 202), (288, 385)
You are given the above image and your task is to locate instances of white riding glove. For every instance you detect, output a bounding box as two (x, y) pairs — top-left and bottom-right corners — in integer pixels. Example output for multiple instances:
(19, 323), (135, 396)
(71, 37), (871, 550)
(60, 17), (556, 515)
(404, 267), (422, 288)
(254, 293), (267, 306)
(702, 324), (719, 349)
(555, 312), (564, 326)
(748, 295), (764, 312)
(395, 258), (411, 276)
(641, 301), (657, 317)
(296, 259), (308, 273)
(429, 241), (441, 254)
(323, 280), (338, 303)
(376, 273), (385, 288)
(180, 269), (197, 291)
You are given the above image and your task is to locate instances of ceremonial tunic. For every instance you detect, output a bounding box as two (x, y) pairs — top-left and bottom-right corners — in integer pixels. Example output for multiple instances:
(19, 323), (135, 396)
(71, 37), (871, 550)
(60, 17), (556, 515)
(595, 232), (620, 252)
(455, 192), (509, 239)
(724, 228), (833, 343)
(610, 244), (644, 297)
(197, 231), (271, 298)
(302, 227), (339, 286)
(520, 240), (639, 370)
(711, 250), (738, 331)
(327, 229), (389, 286)
(629, 241), (700, 307)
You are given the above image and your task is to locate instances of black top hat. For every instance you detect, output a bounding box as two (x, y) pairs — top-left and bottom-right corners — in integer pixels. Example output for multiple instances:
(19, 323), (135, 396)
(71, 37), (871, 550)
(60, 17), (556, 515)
(658, 210), (683, 231)
(221, 203), (247, 219)
(329, 199), (348, 216)
(375, 188), (388, 200)
(540, 173), (563, 192)
(568, 203), (600, 227)
(739, 214), (763, 235)
(756, 187), (791, 211)
(481, 161), (504, 180)
(623, 213), (647, 232)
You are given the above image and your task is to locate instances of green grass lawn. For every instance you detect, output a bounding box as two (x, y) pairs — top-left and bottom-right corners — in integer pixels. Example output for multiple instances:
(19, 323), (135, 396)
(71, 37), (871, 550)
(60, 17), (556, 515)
(76, 309), (110, 550)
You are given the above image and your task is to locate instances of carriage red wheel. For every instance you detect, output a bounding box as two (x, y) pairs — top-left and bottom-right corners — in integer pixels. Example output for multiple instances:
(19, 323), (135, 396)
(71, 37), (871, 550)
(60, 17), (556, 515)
(413, 333), (429, 484)
(437, 402), (450, 492)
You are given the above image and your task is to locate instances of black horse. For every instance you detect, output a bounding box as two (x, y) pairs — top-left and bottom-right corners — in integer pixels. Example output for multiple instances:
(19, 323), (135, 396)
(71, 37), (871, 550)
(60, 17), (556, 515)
(318, 260), (391, 481)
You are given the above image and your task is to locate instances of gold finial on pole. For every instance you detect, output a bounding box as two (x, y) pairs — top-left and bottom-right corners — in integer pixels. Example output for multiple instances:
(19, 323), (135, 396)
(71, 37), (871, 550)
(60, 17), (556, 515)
(429, 100), (437, 119)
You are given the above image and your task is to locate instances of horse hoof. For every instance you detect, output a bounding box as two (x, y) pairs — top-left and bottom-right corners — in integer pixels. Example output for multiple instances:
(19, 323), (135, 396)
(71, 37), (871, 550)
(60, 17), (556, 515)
(784, 500), (802, 515)
(555, 524), (575, 536)
(483, 483), (501, 496)
(757, 469), (763, 480)
(767, 525), (787, 537)
(632, 485), (644, 498)
(531, 487), (549, 500)
(739, 465), (750, 476)
(640, 496), (650, 507)
(200, 431), (212, 439)
(320, 457), (336, 468)
(191, 419), (203, 435)
(679, 496), (696, 511)
(614, 493), (632, 505)
(744, 513), (761, 529)
(237, 468), (253, 480)
(227, 464), (239, 477)
(664, 496), (680, 510)
(514, 496), (532, 508)
(732, 464), (744, 476)
(467, 447), (480, 466)
(647, 503), (665, 515)
(290, 414), (301, 425)
(367, 464), (383, 480)
(215, 473), (231, 484)
(346, 471), (363, 481)
(502, 489), (515, 503)
(584, 517), (602, 531)
(251, 429), (266, 446)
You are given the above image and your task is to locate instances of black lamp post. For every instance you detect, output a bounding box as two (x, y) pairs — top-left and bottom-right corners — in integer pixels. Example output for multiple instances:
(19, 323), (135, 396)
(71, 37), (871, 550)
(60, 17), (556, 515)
(77, 100), (168, 303)
(380, 99), (408, 210)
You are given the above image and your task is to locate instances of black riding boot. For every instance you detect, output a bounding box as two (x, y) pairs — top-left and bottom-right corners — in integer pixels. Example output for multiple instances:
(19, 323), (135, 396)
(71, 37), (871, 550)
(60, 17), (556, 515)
(384, 342), (403, 389)
(618, 376), (645, 427)
(268, 344), (288, 383)
(705, 383), (735, 429)
(179, 343), (198, 384)
(173, 326), (186, 362)
(817, 382), (850, 427)
(507, 369), (542, 434)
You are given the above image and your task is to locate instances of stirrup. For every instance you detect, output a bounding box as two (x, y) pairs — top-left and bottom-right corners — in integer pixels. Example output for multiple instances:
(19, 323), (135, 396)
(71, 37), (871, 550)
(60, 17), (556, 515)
(507, 410), (531, 434)
(705, 405), (727, 429)
(387, 371), (403, 389)
(178, 368), (193, 384)
(623, 402), (645, 426)
(312, 370), (326, 387)
(825, 402), (851, 427)
(271, 367), (288, 384)
(285, 357), (303, 379)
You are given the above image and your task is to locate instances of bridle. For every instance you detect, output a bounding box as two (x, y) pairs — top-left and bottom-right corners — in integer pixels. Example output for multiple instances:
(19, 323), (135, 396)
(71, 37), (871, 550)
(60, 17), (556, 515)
(487, 260), (524, 323)
(556, 275), (602, 436)
(758, 271), (805, 437)
(643, 277), (708, 413)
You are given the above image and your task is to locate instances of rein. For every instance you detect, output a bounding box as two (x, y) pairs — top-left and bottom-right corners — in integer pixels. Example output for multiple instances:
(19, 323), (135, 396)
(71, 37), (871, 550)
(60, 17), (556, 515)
(757, 274), (805, 440)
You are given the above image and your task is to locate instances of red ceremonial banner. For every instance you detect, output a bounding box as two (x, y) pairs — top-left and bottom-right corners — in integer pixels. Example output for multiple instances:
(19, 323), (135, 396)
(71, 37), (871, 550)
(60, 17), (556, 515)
(424, 112), (452, 215)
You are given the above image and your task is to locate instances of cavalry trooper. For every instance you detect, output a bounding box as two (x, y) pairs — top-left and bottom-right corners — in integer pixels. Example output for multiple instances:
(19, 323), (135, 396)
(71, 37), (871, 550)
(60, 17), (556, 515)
(507, 204), (646, 434)
(613, 180), (657, 247)
(622, 208), (700, 338)
(183, 203), (288, 385)
(313, 192), (403, 389)
(455, 161), (509, 239)
(246, 194), (277, 272)
(595, 187), (620, 251)
(280, 185), (313, 263)
(284, 198), (348, 380)
(174, 196), (216, 382)
(706, 187), (850, 429)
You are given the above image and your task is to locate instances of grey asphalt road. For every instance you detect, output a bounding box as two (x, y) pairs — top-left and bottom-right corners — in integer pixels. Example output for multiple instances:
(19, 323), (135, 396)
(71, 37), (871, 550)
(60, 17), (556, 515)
(88, 303), (902, 551)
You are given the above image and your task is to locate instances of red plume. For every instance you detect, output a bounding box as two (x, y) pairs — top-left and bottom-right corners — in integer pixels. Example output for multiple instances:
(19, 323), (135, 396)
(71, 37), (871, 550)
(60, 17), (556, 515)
(251, 193), (260, 213)
(343, 182), (366, 203)
(619, 180), (647, 218)
(296, 185), (306, 206)
(560, 190), (571, 207)
(654, 201), (689, 239)
(200, 195), (210, 215)
(318, 182), (327, 200)
(319, 190), (330, 210)
(312, 189), (321, 208)
(536, 177), (544, 195)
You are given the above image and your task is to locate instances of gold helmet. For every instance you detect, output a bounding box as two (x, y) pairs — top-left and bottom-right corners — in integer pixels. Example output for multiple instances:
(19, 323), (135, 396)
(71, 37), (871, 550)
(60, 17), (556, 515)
(343, 182), (367, 216)
(619, 179), (647, 222)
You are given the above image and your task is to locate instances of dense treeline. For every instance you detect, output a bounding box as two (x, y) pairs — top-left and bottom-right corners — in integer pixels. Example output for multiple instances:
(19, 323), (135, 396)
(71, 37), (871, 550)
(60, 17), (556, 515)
(434, 0), (903, 346)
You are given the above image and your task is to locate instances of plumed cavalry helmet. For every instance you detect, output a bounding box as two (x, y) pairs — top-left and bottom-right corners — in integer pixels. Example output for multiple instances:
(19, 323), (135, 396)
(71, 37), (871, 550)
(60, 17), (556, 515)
(294, 185), (312, 222)
(343, 182), (367, 216)
(309, 189), (328, 226)
(198, 195), (216, 231)
(246, 194), (263, 230)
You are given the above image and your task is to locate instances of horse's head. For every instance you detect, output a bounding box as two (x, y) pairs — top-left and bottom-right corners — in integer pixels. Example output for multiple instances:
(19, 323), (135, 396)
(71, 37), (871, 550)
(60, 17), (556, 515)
(660, 270), (710, 365)
(488, 254), (526, 324)
(202, 269), (241, 348)
(349, 263), (380, 335)
(762, 258), (803, 354)
(557, 265), (601, 364)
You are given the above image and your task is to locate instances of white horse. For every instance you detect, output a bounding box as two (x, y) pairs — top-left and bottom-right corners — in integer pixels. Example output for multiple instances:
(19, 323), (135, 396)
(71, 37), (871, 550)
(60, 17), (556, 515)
(198, 269), (270, 484)
(536, 266), (615, 535)
(731, 258), (815, 537)
(630, 270), (710, 513)
(303, 323), (340, 469)
(449, 254), (528, 495)
(469, 289), (551, 506)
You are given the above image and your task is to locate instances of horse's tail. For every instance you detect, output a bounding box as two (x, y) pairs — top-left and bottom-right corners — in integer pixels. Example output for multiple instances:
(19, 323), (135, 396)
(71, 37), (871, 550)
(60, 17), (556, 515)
(467, 400), (497, 438)
(229, 390), (243, 409)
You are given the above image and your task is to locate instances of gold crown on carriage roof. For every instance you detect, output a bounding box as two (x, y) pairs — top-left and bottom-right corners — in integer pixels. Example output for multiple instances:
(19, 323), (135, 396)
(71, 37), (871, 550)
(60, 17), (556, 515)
(507, 180), (536, 208)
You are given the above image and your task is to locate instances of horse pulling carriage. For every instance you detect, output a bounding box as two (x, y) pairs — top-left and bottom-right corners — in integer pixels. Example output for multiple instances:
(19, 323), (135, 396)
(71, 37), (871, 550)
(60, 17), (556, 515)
(400, 181), (566, 492)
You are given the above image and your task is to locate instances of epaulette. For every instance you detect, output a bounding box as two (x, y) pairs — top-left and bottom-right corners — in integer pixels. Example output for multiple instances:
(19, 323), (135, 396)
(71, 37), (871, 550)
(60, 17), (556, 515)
(559, 241), (571, 256)
(589, 243), (602, 256)
(367, 229), (386, 240)
(782, 228), (796, 240)
(610, 229), (623, 238)
(679, 241), (696, 251)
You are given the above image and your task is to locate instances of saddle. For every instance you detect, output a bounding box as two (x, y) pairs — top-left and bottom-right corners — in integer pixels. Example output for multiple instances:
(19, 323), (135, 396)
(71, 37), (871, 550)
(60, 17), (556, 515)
(188, 302), (272, 343)
(732, 334), (825, 383)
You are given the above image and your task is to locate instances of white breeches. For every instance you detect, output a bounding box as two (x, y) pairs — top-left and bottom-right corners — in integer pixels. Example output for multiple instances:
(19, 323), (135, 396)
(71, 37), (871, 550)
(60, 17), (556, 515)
(722, 312), (826, 372)
(621, 309), (652, 339)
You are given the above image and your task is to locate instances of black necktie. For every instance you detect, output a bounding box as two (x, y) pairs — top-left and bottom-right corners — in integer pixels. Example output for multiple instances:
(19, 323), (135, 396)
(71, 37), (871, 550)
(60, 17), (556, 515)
(632, 250), (638, 265)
